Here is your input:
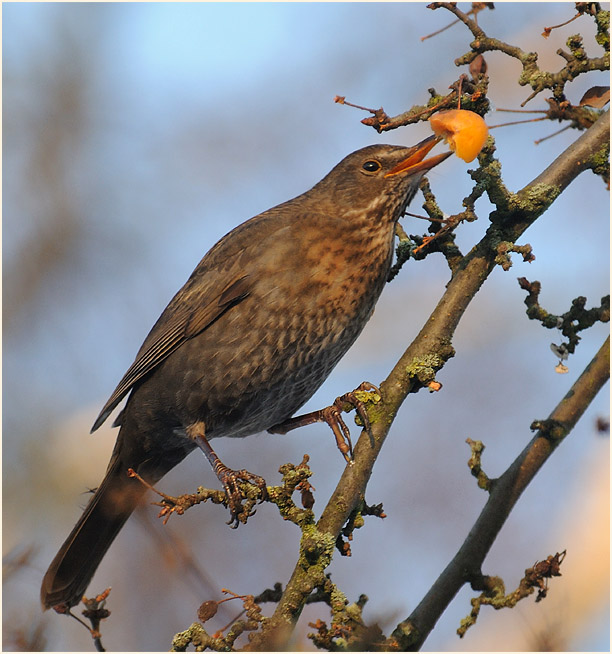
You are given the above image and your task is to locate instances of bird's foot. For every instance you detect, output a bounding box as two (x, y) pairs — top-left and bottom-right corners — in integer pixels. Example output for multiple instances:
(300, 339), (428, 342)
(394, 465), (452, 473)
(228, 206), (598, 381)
(128, 465), (265, 527)
(268, 381), (381, 463)
(187, 426), (268, 527)
(214, 462), (268, 528)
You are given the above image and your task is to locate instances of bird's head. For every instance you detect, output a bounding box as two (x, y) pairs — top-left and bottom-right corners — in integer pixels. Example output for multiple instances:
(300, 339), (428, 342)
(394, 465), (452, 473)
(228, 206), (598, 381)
(314, 136), (452, 222)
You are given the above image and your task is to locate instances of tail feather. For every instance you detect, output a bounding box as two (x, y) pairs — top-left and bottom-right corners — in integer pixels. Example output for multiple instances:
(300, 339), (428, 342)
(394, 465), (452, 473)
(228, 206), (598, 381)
(41, 453), (146, 611)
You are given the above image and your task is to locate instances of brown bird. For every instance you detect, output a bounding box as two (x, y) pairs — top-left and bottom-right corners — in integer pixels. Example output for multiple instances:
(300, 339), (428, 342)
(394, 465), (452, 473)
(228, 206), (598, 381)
(41, 135), (451, 612)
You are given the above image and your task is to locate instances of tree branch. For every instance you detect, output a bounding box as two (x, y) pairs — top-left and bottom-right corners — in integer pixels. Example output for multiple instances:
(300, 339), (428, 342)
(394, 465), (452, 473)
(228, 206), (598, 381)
(391, 334), (610, 650)
(246, 107), (609, 652)
(429, 2), (610, 105)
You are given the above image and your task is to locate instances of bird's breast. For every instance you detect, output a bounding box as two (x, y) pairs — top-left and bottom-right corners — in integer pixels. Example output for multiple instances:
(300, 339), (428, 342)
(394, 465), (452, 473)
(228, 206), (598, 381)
(297, 217), (396, 321)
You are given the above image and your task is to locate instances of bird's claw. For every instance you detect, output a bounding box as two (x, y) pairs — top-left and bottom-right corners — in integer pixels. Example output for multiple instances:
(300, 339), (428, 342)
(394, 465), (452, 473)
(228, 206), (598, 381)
(325, 381), (380, 460)
(318, 404), (354, 463)
(215, 463), (268, 528)
(334, 381), (379, 432)
(269, 381), (380, 463)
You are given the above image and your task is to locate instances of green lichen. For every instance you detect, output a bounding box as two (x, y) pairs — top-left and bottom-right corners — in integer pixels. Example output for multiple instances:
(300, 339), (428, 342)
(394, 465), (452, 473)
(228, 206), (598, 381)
(519, 183), (561, 216)
(330, 585), (350, 613)
(518, 66), (549, 89)
(594, 8), (610, 50)
(390, 619), (421, 649)
(567, 34), (586, 59)
(299, 526), (336, 569)
(406, 354), (444, 385)
(589, 138), (610, 180)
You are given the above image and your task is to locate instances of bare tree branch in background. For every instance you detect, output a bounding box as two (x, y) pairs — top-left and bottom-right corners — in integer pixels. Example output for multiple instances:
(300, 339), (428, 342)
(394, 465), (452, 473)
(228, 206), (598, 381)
(4, 30), (89, 332)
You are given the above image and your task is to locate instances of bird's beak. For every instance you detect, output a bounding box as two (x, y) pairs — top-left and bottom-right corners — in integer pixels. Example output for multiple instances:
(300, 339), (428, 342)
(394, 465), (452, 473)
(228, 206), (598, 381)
(385, 135), (452, 177)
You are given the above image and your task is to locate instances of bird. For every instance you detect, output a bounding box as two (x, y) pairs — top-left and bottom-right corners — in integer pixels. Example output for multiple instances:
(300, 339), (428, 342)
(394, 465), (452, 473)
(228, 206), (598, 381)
(41, 135), (451, 613)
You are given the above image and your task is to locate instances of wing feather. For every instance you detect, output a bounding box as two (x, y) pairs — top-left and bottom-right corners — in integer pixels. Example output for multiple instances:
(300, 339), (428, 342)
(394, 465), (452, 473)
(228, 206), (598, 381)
(91, 269), (251, 432)
(91, 210), (298, 433)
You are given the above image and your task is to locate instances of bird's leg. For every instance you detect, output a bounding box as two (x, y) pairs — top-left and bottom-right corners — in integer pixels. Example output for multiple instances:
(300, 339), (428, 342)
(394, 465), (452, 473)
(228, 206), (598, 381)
(187, 423), (267, 527)
(268, 382), (380, 463)
(274, 403), (355, 463)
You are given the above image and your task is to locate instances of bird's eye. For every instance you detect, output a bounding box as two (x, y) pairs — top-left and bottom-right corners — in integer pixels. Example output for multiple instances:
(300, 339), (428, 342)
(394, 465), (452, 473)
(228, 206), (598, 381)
(362, 160), (381, 173)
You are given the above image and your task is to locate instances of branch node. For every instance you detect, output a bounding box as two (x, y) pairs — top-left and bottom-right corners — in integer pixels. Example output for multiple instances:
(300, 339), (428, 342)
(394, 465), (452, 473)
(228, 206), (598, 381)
(529, 418), (567, 440)
(494, 241), (535, 270)
(405, 352), (451, 389)
(465, 438), (492, 491)
(458, 550), (566, 637)
(518, 278), (610, 371)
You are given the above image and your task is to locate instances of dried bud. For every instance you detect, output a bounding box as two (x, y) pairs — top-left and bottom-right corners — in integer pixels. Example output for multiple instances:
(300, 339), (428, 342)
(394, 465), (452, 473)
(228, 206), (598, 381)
(469, 54), (488, 79)
(198, 600), (218, 623)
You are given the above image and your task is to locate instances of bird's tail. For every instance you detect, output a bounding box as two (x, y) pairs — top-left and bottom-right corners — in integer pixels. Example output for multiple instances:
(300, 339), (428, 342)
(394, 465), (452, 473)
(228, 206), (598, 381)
(40, 445), (148, 612)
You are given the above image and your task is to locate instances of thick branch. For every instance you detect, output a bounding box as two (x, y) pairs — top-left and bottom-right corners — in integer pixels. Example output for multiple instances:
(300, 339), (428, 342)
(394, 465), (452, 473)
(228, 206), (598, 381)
(246, 110), (609, 651)
(498, 108), (609, 235)
(392, 335), (610, 650)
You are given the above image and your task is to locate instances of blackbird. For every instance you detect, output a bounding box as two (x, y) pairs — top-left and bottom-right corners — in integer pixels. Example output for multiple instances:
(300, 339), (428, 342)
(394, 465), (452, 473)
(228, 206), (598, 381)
(41, 135), (451, 612)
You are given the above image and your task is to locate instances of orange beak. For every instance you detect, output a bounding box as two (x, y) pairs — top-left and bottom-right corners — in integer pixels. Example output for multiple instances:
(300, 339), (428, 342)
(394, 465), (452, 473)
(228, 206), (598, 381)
(385, 135), (452, 177)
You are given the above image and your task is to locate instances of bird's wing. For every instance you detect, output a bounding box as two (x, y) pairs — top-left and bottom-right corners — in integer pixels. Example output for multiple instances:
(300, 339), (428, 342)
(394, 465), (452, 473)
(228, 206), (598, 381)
(90, 223), (264, 432)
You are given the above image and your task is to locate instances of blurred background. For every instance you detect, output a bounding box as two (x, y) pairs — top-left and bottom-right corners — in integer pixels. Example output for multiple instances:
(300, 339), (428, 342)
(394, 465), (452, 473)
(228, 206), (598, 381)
(3, 3), (609, 651)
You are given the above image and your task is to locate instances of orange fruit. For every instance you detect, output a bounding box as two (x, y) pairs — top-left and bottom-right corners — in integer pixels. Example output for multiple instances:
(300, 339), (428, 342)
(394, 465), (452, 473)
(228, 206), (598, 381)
(428, 109), (488, 163)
